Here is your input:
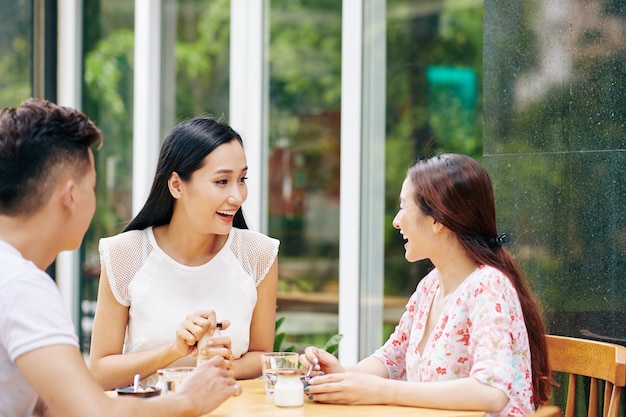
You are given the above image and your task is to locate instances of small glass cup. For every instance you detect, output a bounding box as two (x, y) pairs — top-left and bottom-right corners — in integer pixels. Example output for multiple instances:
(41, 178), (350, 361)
(260, 352), (299, 395)
(157, 366), (195, 394)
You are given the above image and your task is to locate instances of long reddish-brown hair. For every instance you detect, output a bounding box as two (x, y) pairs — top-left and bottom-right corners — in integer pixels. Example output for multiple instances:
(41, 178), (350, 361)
(407, 153), (555, 406)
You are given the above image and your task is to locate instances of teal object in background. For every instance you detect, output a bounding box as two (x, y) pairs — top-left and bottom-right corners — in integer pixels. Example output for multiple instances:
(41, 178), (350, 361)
(426, 66), (477, 110)
(426, 66), (478, 153)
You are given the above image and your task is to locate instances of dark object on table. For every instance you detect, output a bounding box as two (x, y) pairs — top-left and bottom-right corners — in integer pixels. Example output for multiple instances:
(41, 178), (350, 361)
(115, 385), (162, 398)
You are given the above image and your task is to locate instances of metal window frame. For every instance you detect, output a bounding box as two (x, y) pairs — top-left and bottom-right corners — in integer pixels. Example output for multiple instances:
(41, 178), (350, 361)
(339, 0), (386, 364)
(56, 0), (83, 323)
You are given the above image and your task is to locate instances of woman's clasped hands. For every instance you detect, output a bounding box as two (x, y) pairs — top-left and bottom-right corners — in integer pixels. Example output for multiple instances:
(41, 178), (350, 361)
(175, 310), (233, 361)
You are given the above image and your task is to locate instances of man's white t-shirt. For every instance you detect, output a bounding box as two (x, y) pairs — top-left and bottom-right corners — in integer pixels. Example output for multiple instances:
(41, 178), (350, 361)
(0, 240), (79, 417)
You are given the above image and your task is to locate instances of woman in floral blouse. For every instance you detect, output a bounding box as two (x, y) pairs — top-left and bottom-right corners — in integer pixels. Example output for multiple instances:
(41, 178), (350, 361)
(300, 154), (554, 417)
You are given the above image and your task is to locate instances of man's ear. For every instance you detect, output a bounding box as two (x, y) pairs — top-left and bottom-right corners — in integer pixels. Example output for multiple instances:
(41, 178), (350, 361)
(168, 172), (182, 199)
(59, 178), (76, 210)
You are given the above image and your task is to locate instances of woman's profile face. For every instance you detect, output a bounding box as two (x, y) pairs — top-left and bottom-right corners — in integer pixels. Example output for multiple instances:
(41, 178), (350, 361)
(173, 139), (248, 234)
(392, 177), (434, 263)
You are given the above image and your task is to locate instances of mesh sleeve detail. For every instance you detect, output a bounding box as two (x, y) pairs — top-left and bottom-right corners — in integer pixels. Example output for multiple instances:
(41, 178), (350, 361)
(230, 229), (279, 286)
(98, 230), (152, 306)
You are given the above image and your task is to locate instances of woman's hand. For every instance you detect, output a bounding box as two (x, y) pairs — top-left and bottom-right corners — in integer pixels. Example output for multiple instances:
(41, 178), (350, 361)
(306, 369), (510, 411)
(197, 321), (234, 361)
(300, 346), (345, 376)
(304, 372), (386, 405)
(174, 310), (221, 357)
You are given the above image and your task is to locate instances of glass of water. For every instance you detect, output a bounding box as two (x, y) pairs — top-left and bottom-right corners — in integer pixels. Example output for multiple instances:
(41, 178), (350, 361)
(260, 352), (299, 394)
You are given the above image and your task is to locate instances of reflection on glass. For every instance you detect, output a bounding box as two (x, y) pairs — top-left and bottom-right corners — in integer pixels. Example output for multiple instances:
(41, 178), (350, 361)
(484, 0), (626, 334)
(384, 1), (484, 337)
(483, 2), (626, 410)
(167, 0), (231, 122)
(0, 1), (32, 107)
(81, 0), (136, 352)
(268, 0), (342, 350)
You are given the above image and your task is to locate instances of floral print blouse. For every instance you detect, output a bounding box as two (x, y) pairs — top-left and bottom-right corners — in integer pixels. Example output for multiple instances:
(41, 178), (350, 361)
(373, 265), (534, 417)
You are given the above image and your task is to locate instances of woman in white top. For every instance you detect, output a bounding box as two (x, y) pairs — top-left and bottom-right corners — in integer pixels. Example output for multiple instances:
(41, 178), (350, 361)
(90, 116), (280, 390)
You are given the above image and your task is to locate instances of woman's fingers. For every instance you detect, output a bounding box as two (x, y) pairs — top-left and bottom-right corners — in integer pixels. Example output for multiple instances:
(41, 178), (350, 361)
(197, 335), (234, 360)
(198, 346), (234, 361)
(176, 311), (236, 359)
(300, 347), (324, 376)
(181, 310), (223, 341)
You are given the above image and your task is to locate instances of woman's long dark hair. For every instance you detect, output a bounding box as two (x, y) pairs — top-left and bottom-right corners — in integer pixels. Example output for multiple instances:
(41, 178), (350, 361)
(124, 117), (248, 232)
(407, 153), (555, 407)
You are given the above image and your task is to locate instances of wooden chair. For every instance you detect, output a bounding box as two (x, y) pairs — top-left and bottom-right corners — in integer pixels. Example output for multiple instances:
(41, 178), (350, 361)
(545, 335), (626, 417)
(527, 405), (563, 417)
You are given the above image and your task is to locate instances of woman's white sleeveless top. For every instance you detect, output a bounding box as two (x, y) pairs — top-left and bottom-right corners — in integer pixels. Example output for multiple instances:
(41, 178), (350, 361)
(98, 227), (279, 383)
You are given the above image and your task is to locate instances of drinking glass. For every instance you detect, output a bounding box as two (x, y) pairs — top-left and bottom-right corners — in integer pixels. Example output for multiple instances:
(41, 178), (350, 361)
(260, 352), (299, 394)
(158, 367), (195, 394)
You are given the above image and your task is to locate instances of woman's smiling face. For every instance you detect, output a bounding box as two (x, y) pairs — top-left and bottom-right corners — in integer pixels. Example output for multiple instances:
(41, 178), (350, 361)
(174, 139), (248, 234)
(392, 177), (434, 263)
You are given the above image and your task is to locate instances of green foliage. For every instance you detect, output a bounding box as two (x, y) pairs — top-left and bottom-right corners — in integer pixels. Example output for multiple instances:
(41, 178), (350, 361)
(269, 0), (342, 115)
(274, 316), (343, 356)
(83, 28), (135, 258)
(0, 27), (32, 107)
(172, 0), (231, 118)
(322, 333), (343, 356)
(273, 316), (296, 352)
(84, 30), (134, 117)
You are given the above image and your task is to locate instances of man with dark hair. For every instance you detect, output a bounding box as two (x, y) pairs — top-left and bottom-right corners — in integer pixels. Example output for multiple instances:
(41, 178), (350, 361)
(0, 98), (240, 417)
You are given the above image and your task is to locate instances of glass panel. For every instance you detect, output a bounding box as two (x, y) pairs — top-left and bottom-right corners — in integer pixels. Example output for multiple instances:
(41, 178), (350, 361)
(384, 0), (484, 338)
(268, 0), (342, 351)
(0, 0), (32, 107)
(484, 0), (626, 339)
(164, 0), (231, 125)
(484, 2), (626, 413)
(81, 0), (136, 352)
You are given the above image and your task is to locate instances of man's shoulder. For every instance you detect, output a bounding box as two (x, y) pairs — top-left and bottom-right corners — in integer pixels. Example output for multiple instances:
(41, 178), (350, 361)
(0, 242), (46, 288)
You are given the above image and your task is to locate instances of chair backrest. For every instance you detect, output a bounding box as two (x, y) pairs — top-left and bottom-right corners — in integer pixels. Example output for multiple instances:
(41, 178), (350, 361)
(546, 335), (626, 417)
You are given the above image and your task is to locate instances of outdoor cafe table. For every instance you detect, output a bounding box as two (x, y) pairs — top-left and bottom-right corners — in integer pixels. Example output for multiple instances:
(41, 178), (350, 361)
(116, 378), (485, 417)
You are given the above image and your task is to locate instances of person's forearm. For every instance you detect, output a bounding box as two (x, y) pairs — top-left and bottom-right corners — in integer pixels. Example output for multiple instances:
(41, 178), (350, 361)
(232, 351), (264, 379)
(90, 343), (183, 390)
(348, 355), (389, 378)
(107, 394), (197, 417)
(382, 377), (508, 412)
